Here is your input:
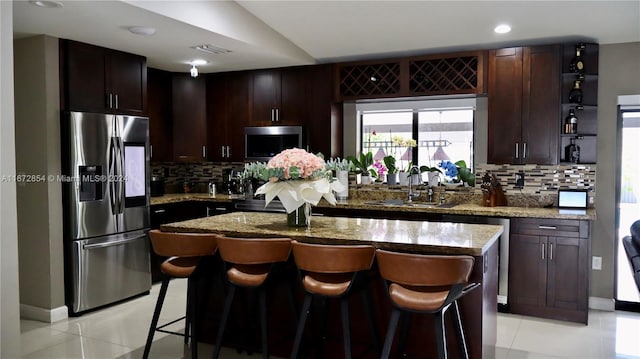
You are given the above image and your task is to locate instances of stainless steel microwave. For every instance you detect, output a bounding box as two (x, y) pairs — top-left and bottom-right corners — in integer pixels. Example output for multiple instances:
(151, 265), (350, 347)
(244, 126), (304, 161)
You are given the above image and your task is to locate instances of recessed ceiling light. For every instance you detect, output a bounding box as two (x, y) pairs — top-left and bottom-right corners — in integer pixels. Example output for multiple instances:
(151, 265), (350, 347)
(128, 26), (156, 36)
(29, 0), (64, 8)
(494, 24), (512, 34)
(190, 59), (208, 66)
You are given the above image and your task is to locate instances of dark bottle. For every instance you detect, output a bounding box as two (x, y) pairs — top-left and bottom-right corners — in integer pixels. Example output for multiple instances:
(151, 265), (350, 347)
(565, 137), (580, 163)
(569, 43), (586, 74)
(568, 79), (583, 104)
(564, 109), (578, 134)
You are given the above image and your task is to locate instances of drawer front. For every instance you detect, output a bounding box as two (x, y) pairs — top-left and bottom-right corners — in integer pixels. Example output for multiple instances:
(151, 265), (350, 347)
(512, 218), (589, 238)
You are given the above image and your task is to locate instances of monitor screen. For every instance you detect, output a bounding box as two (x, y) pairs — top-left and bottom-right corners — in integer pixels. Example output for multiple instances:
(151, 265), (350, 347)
(558, 189), (588, 209)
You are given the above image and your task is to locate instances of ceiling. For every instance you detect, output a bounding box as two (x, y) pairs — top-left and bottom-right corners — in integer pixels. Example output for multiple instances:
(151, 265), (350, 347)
(13, 0), (640, 74)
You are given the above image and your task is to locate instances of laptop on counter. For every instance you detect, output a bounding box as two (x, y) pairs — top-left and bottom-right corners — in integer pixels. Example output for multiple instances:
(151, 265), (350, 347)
(558, 189), (589, 215)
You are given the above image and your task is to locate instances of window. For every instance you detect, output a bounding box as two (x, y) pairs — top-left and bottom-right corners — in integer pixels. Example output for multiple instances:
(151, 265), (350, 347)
(359, 99), (475, 174)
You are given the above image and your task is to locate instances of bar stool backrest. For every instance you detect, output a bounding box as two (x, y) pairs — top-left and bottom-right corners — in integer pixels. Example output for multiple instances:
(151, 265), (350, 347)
(148, 229), (219, 257)
(291, 240), (375, 273)
(376, 250), (474, 287)
(216, 236), (292, 264)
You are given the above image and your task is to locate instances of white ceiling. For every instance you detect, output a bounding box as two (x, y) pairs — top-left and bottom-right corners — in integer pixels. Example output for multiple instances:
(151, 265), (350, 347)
(13, 0), (640, 74)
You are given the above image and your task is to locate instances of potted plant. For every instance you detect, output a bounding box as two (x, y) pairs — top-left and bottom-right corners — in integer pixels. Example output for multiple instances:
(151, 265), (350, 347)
(383, 155), (398, 185)
(347, 152), (374, 184)
(420, 165), (443, 187)
(438, 160), (476, 187)
(326, 157), (353, 199)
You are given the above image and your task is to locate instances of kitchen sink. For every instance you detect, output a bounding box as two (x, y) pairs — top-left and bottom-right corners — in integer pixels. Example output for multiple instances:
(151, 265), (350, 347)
(363, 199), (456, 208)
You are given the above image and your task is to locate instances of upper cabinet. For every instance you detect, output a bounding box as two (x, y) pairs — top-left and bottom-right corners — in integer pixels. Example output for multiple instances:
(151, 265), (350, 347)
(250, 67), (308, 126)
(336, 51), (486, 101)
(488, 45), (561, 165)
(207, 72), (250, 162)
(60, 39), (147, 115)
(172, 74), (207, 162)
(559, 43), (599, 164)
(147, 68), (173, 162)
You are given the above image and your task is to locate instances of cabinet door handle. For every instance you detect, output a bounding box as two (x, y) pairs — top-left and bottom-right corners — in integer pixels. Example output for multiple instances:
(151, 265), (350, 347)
(541, 243), (545, 260)
(108, 93), (113, 109)
(515, 143), (519, 159)
(549, 243), (554, 261)
(523, 142), (527, 159)
(226, 146), (231, 158)
(271, 108), (275, 122)
(115, 94), (119, 109)
(153, 209), (166, 214)
(202, 145), (207, 159)
(150, 145), (153, 159)
(276, 108), (280, 122)
(538, 225), (557, 230)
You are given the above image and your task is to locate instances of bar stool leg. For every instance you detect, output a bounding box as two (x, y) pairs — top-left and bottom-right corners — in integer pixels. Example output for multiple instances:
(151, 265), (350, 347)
(340, 298), (352, 359)
(259, 289), (269, 359)
(361, 289), (380, 355)
(397, 311), (410, 358)
(381, 307), (400, 359)
(290, 293), (312, 359)
(143, 277), (170, 359)
(213, 284), (236, 359)
(433, 310), (447, 359)
(452, 301), (470, 359)
(190, 277), (198, 359)
(185, 278), (192, 345)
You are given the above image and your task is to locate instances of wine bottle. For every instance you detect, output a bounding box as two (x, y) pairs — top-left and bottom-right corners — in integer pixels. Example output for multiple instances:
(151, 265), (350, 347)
(568, 79), (583, 104)
(564, 108), (578, 134)
(565, 137), (580, 163)
(569, 43), (586, 74)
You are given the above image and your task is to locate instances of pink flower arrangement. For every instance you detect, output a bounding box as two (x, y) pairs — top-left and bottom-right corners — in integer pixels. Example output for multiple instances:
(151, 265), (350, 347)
(373, 160), (387, 178)
(266, 148), (326, 181)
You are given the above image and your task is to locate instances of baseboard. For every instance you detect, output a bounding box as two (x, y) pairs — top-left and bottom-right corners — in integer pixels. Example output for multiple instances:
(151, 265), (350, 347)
(589, 296), (615, 311)
(20, 303), (68, 323)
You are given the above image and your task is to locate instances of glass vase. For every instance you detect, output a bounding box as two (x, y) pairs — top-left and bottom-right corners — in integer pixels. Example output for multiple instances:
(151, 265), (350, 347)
(287, 203), (310, 227)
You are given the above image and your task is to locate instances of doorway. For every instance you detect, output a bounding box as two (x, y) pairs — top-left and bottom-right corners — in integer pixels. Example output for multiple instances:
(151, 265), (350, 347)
(616, 106), (640, 308)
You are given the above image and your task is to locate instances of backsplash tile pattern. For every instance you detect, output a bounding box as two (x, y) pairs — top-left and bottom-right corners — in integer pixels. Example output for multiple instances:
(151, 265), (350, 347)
(151, 162), (596, 208)
(151, 162), (245, 193)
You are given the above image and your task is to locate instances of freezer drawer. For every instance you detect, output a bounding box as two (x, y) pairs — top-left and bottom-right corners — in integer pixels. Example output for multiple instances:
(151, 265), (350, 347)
(68, 230), (151, 314)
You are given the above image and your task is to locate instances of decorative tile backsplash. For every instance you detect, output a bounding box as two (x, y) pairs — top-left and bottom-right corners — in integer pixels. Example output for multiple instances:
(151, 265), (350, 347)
(151, 162), (245, 193)
(151, 161), (596, 207)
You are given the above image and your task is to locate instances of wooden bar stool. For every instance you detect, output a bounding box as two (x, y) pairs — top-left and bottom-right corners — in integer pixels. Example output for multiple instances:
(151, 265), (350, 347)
(213, 236), (292, 359)
(290, 240), (378, 359)
(143, 230), (218, 359)
(375, 249), (479, 359)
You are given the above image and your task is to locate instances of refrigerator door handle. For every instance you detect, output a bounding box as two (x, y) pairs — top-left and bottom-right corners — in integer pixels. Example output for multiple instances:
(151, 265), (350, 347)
(82, 235), (145, 250)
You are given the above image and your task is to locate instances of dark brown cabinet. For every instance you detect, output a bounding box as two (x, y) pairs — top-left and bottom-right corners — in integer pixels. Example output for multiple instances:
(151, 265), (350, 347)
(509, 218), (589, 324)
(306, 64), (341, 158)
(207, 72), (249, 161)
(172, 74), (207, 162)
(250, 67), (308, 126)
(147, 68), (173, 162)
(61, 39), (147, 115)
(488, 45), (560, 164)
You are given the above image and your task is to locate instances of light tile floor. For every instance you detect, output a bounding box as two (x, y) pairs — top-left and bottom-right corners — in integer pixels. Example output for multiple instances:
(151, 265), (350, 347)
(20, 279), (640, 358)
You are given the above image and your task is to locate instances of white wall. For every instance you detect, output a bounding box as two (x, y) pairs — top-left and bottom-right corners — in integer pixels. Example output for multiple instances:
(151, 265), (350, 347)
(1, 1), (23, 357)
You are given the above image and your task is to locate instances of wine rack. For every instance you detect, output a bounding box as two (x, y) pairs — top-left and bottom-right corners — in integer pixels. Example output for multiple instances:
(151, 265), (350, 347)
(560, 43), (599, 164)
(336, 51), (486, 100)
(339, 62), (401, 98)
(409, 56), (479, 94)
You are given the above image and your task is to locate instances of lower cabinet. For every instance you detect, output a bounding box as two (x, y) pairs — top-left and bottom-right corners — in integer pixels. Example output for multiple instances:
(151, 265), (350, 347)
(509, 218), (590, 323)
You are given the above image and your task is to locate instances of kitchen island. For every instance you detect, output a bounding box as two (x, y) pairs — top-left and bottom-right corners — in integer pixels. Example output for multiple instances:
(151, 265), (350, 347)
(161, 212), (503, 358)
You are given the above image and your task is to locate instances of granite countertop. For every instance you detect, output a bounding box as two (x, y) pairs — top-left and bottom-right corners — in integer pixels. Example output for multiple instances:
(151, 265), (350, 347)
(150, 193), (595, 220)
(321, 199), (596, 220)
(150, 193), (243, 205)
(160, 212), (503, 256)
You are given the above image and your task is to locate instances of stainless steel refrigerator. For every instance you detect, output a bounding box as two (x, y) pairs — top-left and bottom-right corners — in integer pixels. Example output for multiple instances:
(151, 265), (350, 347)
(62, 111), (151, 315)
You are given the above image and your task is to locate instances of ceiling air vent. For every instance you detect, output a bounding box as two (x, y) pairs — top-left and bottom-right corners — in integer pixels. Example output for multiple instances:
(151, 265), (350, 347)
(191, 44), (232, 55)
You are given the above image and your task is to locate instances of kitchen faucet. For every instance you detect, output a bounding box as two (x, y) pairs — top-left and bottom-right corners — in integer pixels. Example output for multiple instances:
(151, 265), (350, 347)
(407, 165), (421, 202)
